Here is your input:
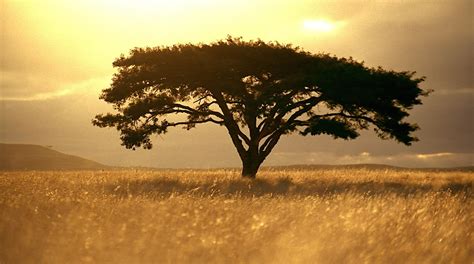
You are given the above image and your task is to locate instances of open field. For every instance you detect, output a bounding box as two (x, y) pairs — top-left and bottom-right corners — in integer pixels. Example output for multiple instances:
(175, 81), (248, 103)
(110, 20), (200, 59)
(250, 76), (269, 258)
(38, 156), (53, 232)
(0, 169), (472, 263)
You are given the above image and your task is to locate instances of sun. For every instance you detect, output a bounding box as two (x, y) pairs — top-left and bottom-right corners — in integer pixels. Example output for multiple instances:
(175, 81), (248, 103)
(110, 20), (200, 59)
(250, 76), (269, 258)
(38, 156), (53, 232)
(303, 19), (341, 33)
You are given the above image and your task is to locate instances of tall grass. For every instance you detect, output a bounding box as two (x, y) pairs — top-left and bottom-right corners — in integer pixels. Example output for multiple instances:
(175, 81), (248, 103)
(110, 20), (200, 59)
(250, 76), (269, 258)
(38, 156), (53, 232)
(0, 169), (472, 263)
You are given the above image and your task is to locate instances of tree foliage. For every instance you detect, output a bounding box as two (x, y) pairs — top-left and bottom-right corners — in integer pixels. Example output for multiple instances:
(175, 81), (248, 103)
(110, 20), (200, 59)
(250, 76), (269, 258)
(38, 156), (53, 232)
(93, 37), (428, 177)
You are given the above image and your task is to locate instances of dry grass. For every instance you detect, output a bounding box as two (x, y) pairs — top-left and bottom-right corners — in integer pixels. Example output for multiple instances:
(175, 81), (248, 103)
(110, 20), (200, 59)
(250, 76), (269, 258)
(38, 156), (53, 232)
(0, 169), (472, 263)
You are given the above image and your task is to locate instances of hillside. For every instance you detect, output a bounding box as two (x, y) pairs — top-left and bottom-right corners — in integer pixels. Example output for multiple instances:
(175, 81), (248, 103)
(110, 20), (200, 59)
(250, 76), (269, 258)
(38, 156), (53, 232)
(263, 164), (401, 171)
(0, 143), (108, 170)
(263, 164), (474, 172)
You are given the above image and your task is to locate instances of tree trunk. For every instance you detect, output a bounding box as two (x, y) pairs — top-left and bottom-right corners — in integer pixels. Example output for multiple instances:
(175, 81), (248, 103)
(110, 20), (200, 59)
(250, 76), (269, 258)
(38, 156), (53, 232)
(241, 160), (260, 178)
(241, 150), (262, 178)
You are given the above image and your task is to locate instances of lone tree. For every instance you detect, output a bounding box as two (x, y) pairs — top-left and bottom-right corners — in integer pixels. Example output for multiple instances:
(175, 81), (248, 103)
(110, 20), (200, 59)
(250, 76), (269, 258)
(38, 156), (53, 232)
(93, 37), (428, 178)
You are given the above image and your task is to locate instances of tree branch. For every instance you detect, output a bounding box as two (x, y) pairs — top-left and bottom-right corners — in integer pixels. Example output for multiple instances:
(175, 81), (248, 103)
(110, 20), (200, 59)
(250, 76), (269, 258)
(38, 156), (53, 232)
(259, 97), (322, 157)
(166, 118), (225, 127)
(211, 91), (250, 160)
(171, 103), (224, 119)
(293, 112), (376, 126)
(258, 96), (321, 141)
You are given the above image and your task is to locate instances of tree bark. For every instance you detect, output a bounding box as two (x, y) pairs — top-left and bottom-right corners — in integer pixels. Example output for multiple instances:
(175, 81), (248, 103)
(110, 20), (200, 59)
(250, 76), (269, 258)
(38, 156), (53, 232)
(240, 142), (263, 178)
(241, 157), (261, 178)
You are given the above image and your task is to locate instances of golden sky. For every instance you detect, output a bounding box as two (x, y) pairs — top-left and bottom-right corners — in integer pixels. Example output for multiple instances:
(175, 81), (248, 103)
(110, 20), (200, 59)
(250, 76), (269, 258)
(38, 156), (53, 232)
(1, 0), (472, 167)
(0, 0), (406, 98)
(3, 0), (471, 99)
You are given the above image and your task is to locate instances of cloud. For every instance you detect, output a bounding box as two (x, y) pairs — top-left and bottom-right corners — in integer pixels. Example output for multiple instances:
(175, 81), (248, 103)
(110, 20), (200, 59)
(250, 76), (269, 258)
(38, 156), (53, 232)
(267, 151), (473, 168)
(433, 88), (473, 95)
(1, 1), (115, 101)
(416, 153), (453, 160)
(0, 74), (108, 101)
(298, 0), (472, 94)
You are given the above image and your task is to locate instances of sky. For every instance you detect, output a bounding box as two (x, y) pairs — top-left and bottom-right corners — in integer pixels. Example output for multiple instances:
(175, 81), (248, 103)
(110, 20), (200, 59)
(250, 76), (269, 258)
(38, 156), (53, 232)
(1, 0), (473, 168)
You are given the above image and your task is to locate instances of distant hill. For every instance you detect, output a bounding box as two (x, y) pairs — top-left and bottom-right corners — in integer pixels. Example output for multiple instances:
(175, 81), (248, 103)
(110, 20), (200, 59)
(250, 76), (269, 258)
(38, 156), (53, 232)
(262, 163), (474, 172)
(0, 143), (108, 170)
(263, 164), (400, 170)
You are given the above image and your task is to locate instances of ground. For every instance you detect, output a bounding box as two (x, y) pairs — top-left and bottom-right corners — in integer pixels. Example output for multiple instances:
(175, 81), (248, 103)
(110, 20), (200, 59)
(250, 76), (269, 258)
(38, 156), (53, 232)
(0, 169), (472, 263)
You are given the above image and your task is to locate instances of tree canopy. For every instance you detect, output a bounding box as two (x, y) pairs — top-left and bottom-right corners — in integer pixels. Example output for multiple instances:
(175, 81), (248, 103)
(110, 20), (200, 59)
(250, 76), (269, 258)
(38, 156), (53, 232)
(93, 36), (428, 177)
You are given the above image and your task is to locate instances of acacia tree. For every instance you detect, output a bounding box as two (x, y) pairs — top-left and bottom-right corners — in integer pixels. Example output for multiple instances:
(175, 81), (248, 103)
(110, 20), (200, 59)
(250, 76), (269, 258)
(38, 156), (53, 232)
(93, 37), (428, 178)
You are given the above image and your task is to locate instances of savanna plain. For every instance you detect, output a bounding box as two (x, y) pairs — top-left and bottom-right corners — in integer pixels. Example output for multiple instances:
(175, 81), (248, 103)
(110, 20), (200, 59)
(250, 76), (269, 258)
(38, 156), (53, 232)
(0, 168), (472, 263)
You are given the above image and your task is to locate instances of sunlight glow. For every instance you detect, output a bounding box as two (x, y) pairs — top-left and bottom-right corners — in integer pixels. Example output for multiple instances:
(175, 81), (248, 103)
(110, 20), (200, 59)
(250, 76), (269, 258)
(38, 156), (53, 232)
(303, 19), (341, 33)
(416, 153), (454, 159)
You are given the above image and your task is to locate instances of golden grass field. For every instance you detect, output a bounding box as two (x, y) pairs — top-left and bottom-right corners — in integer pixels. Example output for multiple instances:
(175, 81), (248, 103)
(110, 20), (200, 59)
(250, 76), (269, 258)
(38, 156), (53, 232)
(0, 168), (472, 263)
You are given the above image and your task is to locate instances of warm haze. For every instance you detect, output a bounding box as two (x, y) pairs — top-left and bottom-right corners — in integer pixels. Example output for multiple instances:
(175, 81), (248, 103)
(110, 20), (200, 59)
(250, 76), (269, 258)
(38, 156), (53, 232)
(1, 1), (473, 263)
(1, 0), (473, 168)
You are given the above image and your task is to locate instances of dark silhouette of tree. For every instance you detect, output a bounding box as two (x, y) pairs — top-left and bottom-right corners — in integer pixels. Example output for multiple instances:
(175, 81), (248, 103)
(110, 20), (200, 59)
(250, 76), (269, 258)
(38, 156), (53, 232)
(93, 36), (429, 178)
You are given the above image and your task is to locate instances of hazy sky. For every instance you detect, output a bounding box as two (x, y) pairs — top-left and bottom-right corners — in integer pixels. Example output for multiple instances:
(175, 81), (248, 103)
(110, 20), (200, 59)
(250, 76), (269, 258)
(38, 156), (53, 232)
(1, 0), (473, 168)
